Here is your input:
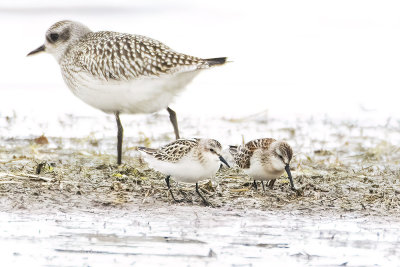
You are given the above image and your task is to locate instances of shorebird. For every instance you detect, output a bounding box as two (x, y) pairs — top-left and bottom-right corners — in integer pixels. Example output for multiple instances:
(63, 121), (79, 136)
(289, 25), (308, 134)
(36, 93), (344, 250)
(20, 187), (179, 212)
(229, 138), (295, 191)
(27, 20), (227, 164)
(138, 138), (230, 206)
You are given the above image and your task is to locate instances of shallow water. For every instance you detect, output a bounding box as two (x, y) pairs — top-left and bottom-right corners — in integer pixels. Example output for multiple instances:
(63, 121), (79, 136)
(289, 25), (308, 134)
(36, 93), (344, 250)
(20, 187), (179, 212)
(1, 206), (399, 267)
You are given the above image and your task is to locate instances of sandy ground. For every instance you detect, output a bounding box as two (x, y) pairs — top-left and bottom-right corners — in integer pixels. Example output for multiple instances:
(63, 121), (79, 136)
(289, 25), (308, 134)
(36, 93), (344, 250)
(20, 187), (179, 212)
(1, 113), (399, 216)
(1, 113), (400, 266)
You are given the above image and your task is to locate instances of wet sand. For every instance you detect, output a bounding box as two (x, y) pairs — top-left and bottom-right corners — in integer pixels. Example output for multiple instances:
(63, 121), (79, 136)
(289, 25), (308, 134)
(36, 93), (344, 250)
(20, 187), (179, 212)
(1, 114), (399, 266)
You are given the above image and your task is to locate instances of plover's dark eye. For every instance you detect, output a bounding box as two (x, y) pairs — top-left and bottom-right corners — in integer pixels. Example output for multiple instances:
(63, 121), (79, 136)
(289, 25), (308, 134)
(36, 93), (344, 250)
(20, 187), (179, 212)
(210, 148), (215, 153)
(50, 33), (59, 42)
(279, 155), (284, 160)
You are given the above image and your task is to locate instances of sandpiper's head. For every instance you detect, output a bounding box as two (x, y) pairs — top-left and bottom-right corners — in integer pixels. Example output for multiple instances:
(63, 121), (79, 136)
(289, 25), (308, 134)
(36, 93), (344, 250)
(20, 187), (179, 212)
(200, 139), (230, 167)
(27, 20), (91, 63)
(271, 141), (295, 189)
(272, 141), (293, 166)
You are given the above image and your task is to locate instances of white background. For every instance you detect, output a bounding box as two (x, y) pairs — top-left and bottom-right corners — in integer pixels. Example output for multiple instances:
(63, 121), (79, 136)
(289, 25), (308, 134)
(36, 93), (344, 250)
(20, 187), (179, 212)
(0, 0), (399, 122)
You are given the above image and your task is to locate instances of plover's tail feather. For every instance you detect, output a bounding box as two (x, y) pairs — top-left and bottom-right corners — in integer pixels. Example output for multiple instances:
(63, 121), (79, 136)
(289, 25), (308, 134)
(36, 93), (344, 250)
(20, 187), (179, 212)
(229, 145), (238, 156)
(205, 57), (227, 66)
(137, 147), (157, 155)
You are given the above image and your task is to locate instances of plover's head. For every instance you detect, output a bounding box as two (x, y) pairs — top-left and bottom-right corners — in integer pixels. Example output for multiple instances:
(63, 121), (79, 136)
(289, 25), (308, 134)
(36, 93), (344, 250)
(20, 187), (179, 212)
(270, 141), (295, 189)
(199, 139), (230, 168)
(27, 20), (91, 63)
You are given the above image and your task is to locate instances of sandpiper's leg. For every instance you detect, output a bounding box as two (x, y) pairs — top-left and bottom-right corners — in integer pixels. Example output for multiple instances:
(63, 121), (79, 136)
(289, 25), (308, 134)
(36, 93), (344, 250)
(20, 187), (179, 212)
(252, 180), (258, 190)
(268, 179), (276, 189)
(261, 181), (266, 192)
(115, 112), (123, 165)
(165, 175), (180, 202)
(167, 107), (180, 140)
(196, 183), (213, 207)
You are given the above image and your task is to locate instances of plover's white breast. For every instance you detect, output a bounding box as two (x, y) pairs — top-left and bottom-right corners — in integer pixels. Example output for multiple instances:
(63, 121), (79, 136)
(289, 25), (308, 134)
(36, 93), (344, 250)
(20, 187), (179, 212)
(62, 69), (199, 114)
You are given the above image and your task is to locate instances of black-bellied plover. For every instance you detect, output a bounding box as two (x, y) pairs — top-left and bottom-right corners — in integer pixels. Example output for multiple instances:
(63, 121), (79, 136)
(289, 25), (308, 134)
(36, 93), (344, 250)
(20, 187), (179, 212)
(27, 20), (227, 164)
(229, 138), (295, 191)
(138, 138), (229, 206)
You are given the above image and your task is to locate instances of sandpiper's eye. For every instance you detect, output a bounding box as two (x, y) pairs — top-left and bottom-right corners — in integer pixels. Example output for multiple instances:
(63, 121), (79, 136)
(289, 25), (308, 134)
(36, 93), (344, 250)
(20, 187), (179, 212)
(279, 155), (284, 160)
(50, 33), (59, 42)
(210, 148), (215, 153)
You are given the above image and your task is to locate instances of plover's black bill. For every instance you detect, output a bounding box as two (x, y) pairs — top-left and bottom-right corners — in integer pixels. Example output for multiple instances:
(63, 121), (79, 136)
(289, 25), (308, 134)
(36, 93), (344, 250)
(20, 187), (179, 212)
(285, 164), (295, 189)
(219, 155), (230, 168)
(27, 45), (45, 56)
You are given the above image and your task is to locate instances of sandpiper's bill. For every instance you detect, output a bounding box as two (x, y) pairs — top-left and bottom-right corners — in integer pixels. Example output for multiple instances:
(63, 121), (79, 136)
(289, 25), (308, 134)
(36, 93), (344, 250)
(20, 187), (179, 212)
(27, 20), (227, 164)
(229, 138), (295, 191)
(138, 138), (229, 206)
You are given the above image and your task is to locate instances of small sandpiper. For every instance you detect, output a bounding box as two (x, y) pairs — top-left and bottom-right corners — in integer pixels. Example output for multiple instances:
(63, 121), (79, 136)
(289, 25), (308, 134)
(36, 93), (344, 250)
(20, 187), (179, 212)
(229, 138), (295, 191)
(27, 20), (227, 165)
(138, 138), (230, 206)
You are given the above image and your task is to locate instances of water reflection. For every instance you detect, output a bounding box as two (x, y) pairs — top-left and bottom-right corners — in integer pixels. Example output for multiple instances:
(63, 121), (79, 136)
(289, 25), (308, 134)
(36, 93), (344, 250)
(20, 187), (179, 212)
(0, 208), (399, 266)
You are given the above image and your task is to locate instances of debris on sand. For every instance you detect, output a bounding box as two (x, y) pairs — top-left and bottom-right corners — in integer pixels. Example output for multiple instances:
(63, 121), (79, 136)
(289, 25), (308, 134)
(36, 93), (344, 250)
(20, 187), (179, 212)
(33, 134), (49, 145)
(0, 115), (399, 217)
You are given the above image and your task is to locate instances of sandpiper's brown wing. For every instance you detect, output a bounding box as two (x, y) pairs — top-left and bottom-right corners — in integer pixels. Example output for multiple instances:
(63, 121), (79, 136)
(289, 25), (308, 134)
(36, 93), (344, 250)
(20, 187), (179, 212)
(229, 138), (276, 169)
(138, 138), (199, 163)
(245, 138), (276, 151)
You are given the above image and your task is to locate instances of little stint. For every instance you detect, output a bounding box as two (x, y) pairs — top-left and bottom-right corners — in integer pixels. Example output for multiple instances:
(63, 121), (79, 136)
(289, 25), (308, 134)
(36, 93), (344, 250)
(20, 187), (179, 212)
(138, 138), (229, 206)
(229, 138), (295, 191)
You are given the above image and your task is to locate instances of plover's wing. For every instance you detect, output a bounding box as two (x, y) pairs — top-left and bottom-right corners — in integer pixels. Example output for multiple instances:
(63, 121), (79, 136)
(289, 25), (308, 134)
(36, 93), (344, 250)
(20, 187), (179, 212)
(229, 138), (276, 168)
(228, 145), (239, 156)
(64, 31), (226, 81)
(138, 138), (199, 163)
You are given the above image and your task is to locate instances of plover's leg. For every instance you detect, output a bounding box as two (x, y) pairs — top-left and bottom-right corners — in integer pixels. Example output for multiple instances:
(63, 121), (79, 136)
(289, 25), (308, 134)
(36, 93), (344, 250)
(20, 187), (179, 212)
(252, 180), (258, 190)
(268, 179), (276, 189)
(167, 107), (180, 140)
(261, 181), (266, 192)
(165, 175), (181, 203)
(115, 112), (123, 165)
(196, 183), (213, 207)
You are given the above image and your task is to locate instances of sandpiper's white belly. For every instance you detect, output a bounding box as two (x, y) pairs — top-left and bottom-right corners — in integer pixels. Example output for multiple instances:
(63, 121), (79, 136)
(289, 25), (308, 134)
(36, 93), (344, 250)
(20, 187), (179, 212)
(245, 158), (284, 181)
(143, 155), (220, 184)
(62, 70), (199, 114)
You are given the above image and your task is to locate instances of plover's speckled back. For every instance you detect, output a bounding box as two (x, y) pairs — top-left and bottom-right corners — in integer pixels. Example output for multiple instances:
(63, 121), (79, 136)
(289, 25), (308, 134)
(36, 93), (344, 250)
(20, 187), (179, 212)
(138, 138), (229, 206)
(28, 20), (227, 164)
(229, 138), (295, 191)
